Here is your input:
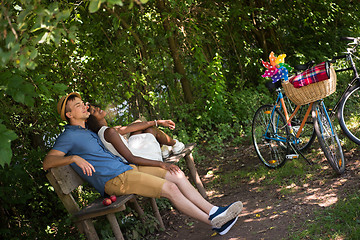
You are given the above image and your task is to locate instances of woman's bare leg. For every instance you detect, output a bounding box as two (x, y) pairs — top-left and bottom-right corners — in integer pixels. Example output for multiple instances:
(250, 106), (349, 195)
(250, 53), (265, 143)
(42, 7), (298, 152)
(144, 127), (176, 146)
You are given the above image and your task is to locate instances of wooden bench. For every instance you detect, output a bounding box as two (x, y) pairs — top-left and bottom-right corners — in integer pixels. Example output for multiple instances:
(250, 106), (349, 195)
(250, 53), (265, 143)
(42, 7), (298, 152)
(46, 165), (164, 240)
(163, 143), (207, 199)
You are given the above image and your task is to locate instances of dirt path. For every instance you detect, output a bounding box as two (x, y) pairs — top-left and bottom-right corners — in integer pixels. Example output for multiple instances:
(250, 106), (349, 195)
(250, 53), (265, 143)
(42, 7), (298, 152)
(156, 141), (360, 240)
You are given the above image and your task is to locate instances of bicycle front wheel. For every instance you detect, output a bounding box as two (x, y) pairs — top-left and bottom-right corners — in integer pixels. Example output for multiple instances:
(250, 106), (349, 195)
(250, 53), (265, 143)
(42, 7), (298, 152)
(313, 101), (345, 174)
(337, 83), (360, 145)
(252, 105), (289, 168)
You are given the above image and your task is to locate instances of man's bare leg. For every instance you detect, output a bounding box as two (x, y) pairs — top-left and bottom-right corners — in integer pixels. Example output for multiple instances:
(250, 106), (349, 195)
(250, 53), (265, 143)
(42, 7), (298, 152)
(161, 180), (211, 225)
(165, 170), (213, 214)
(164, 170), (243, 229)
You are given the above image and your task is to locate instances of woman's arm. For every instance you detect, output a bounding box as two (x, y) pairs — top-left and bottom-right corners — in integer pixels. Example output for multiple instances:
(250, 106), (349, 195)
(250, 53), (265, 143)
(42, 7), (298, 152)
(104, 127), (180, 173)
(113, 120), (175, 135)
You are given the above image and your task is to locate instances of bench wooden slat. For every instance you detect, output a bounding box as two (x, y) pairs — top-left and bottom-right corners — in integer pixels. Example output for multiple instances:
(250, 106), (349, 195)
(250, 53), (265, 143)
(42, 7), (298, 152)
(74, 195), (135, 221)
(51, 165), (84, 194)
(164, 143), (196, 163)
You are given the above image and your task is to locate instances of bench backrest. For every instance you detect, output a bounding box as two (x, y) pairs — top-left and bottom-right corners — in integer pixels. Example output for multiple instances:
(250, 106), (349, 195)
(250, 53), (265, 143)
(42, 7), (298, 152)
(49, 165), (84, 194)
(46, 165), (84, 214)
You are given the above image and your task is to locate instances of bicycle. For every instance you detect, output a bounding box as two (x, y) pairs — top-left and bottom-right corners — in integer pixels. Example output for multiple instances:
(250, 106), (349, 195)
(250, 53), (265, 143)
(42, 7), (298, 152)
(252, 66), (345, 174)
(327, 37), (360, 145)
(294, 37), (360, 145)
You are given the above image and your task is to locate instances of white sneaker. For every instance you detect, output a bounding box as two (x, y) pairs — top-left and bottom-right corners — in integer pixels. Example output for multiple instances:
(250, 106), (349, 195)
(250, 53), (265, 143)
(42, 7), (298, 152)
(161, 145), (172, 158)
(172, 139), (185, 155)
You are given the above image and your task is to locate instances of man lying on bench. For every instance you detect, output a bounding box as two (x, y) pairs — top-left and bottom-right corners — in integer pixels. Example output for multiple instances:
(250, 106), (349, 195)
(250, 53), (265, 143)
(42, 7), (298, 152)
(43, 92), (243, 235)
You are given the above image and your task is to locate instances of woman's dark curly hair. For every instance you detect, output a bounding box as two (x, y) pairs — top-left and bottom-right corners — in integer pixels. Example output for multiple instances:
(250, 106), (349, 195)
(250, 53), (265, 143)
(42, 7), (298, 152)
(87, 113), (102, 134)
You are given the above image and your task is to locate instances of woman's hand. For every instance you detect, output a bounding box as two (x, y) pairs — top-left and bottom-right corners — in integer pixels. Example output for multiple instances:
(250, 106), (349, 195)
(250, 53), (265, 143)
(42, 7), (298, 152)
(158, 120), (176, 130)
(160, 162), (180, 174)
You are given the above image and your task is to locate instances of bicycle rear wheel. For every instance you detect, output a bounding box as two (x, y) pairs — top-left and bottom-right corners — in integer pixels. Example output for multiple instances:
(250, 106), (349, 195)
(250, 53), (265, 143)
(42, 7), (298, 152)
(313, 101), (345, 174)
(337, 83), (360, 145)
(252, 105), (289, 168)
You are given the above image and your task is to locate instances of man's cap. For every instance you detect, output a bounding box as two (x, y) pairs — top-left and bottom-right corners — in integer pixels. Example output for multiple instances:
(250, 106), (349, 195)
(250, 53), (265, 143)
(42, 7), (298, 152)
(57, 92), (81, 121)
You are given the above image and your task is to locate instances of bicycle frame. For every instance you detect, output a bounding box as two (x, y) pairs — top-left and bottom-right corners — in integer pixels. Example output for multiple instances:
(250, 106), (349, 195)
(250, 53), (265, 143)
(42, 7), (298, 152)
(275, 89), (313, 138)
(329, 42), (360, 117)
(265, 88), (313, 145)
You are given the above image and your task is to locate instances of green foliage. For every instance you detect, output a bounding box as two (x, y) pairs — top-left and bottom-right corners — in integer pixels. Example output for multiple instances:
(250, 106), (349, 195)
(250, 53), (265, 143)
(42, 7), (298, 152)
(0, 148), (83, 239)
(0, 0), (75, 70)
(1, 0), (360, 239)
(0, 0), (74, 167)
(119, 211), (159, 240)
(0, 123), (17, 167)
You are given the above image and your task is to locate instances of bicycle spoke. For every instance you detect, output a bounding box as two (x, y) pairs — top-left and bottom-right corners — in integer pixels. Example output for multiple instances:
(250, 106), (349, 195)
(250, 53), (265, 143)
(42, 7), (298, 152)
(252, 105), (289, 168)
(338, 85), (360, 145)
(313, 101), (345, 174)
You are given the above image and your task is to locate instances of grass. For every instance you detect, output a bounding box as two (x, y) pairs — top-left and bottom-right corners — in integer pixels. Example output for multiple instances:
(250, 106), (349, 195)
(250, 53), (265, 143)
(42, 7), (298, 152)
(209, 155), (322, 190)
(289, 191), (360, 240)
(206, 141), (360, 240)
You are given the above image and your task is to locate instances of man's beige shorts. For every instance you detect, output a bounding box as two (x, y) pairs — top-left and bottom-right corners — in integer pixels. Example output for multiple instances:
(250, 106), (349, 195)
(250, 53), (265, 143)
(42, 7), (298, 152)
(105, 164), (167, 198)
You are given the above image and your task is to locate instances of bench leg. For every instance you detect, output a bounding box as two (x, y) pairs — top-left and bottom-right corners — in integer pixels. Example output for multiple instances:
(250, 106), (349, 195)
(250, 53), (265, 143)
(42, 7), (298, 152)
(78, 220), (100, 240)
(184, 152), (207, 199)
(150, 198), (165, 229)
(106, 213), (124, 240)
(129, 198), (145, 221)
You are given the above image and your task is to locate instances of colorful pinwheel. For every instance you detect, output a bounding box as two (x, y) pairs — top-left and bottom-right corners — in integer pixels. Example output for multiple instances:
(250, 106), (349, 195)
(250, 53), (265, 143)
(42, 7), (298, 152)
(261, 52), (292, 82)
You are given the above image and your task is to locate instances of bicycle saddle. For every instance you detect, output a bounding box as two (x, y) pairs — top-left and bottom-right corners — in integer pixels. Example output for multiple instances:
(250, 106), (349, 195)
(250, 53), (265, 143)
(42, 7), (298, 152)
(294, 60), (315, 71)
(265, 80), (282, 92)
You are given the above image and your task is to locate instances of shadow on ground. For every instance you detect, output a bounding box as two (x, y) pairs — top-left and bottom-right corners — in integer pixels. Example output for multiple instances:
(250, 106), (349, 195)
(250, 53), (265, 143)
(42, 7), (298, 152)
(156, 140), (360, 240)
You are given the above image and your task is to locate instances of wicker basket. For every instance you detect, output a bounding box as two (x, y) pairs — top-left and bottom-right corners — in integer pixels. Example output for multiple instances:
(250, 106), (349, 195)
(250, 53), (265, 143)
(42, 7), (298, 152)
(282, 64), (337, 105)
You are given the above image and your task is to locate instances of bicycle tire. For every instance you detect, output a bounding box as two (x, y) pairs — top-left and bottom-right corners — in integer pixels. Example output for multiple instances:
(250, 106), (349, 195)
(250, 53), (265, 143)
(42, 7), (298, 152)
(284, 97), (316, 151)
(252, 104), (289, 168)
(337, 83), (360, 145)
(312, 101), (345, 174)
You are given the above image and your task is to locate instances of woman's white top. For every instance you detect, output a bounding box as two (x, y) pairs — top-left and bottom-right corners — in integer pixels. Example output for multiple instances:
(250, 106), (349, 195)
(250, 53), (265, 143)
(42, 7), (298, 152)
(98, 126), (162, 162)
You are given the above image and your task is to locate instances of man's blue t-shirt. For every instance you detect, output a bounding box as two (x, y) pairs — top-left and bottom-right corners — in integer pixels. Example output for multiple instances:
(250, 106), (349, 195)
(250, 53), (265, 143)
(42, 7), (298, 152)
(53, 125), (133, 196)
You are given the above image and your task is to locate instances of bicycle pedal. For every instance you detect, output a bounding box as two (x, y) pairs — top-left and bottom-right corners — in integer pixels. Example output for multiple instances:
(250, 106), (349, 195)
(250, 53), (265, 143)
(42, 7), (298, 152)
(286, 154), (299, 159)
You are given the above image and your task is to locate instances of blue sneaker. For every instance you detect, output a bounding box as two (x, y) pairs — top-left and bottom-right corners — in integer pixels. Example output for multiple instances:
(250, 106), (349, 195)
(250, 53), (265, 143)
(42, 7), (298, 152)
(213, 216), (239, 235)
(209, 201), (243, 228)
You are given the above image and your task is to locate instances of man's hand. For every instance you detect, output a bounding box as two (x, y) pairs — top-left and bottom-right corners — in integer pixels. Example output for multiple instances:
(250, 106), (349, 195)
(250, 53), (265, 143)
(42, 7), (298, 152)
(158, 120), (176, 130)
(72, 155), (96, 176)
(160, 162), (180, 174)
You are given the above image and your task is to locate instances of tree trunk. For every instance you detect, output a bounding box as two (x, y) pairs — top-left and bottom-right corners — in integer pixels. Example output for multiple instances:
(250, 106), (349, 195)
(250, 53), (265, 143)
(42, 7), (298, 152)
(156, 0), (194, 104)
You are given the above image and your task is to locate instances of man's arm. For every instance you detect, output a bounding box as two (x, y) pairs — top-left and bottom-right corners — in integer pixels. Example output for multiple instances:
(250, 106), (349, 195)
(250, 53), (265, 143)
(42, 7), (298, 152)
(43, 149), (96, 176)
(104, 128), (180, 174)
(113, 120), (175, 135)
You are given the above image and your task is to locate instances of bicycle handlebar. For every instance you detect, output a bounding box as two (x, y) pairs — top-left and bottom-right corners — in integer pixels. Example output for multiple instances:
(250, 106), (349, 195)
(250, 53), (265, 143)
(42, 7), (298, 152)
(329, 55), (347, 63)
(341, 36), (357, 41)
(329, 37), (360, 73)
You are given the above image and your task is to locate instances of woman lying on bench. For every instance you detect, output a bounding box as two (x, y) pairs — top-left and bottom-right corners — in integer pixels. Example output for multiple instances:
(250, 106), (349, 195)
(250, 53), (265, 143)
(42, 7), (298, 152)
(43, 92), (243, 236)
